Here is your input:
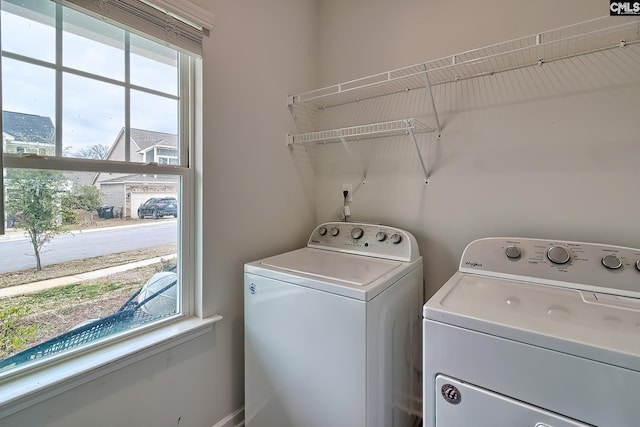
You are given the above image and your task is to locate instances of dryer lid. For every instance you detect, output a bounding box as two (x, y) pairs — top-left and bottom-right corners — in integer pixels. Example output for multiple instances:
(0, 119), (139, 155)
(424, 272), (640, 372)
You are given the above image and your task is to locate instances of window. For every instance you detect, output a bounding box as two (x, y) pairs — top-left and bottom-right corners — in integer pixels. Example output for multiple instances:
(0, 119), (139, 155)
(0, 0), (203, 376)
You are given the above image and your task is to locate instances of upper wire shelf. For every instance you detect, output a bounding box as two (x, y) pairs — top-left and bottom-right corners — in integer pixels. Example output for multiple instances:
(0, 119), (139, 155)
(287, 119), (433, 145)
(289, 16), (640, 110)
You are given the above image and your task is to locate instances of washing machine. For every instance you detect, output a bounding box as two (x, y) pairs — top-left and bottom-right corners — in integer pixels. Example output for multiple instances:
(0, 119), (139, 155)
(244, 222), (423, 427)
(423, 237), (640, 427)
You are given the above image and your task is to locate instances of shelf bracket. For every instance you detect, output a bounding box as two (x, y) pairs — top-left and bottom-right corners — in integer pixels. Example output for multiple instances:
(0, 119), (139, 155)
(422, 64), (442, 138)
(339, 137), (366, 184)
(407, 122), (429, 185)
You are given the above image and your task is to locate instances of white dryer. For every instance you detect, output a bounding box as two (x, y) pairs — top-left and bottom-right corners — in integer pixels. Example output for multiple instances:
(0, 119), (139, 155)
(423, 237), (640, 427)
(244, 222), (423, 427)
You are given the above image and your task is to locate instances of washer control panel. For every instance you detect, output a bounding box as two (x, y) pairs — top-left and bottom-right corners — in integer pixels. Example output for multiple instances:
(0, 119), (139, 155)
(308, 222), (420, 262)
(460, 237), (640, 297)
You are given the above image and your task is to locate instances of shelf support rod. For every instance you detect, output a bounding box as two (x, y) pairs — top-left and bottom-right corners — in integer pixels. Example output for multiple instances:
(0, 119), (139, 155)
(339, 136), (366, 184)
(423, 64), (442, 138)
(407, 122), (429, 185)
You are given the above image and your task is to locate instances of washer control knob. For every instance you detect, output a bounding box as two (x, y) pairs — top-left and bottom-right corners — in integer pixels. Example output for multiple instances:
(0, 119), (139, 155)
(602, 254), (623, 270)
(547, 246), (570, 265)
(390, 233), (402, 244)
(318, 226), (327, 236)
(351, 227), (364, 239)
(636, 260), (640, 272)
(376, 232), (387, 242)
(505, 246), (521, 260)
(330, 227), (340, 237)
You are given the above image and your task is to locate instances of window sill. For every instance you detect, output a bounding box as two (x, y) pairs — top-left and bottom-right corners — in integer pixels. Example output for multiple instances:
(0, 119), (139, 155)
(0, 314), (222, 420)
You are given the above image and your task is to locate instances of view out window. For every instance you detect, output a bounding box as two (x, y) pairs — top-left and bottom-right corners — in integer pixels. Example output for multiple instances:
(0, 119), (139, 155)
(0, 0), (197, 373)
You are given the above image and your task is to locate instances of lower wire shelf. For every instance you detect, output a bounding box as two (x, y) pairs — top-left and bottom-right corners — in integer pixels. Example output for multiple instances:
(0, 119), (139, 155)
(287, 118), (434, 145)
(287, 118), (436, 185)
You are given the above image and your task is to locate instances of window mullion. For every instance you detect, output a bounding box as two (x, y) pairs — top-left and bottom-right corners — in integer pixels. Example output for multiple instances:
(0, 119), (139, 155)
(124, 32), (131, 163)
(179, 52), (191, 168)
(0, 25), (4, 236)
(55, 3), (63, 157)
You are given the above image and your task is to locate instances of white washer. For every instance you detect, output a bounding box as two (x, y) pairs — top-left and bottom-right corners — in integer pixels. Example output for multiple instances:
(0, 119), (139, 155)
(423, 237), (640, 427)
(244, 222), (423, 427)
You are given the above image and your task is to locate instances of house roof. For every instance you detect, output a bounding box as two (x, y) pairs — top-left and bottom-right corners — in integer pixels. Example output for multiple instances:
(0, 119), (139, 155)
(2, 111), (55, 144)
(131, 128), (177, 151)
(65, 171), (98, 186)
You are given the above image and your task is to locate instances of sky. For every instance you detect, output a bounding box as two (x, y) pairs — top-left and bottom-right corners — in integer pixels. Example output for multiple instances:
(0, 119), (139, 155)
(1, 0), (179, 157)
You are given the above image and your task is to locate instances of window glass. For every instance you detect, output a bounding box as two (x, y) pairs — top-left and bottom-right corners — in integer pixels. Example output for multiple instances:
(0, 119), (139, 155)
(63, 6), (125, 81)
(1, 59), (56, 155)
(0, 0), (55, 63)
(0, 168), (180, 371)
(131, 89), (178, 134)
(130, 33), (178, 96)
(0, 0), (194, 373)
(130, 91), (179, 164)
(62, 73), (124, 158)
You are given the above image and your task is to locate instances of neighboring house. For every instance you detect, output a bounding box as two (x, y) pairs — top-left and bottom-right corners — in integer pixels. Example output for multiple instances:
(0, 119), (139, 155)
(2, 111), (96, 186)
(93, 128), (178, 217)
(99, 174), (178, 219)
(2, 110), (55, 155)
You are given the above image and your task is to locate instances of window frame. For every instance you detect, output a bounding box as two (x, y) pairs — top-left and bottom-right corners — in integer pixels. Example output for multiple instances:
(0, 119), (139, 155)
(0, 0), (212, 411)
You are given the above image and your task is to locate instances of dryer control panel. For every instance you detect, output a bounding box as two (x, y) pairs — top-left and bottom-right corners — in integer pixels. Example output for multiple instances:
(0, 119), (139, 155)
(307, 222), (420, 262)
(460, 237), (640, 298)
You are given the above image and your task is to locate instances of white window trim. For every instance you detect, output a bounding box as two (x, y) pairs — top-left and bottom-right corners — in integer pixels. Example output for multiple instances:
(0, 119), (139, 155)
(0, 315), (222, 419)
(0, 1), (214, 411)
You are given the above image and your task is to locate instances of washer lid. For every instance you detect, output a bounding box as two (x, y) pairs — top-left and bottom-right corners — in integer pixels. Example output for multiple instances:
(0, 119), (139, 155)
(245, 248), (415, 300)
(261, 248), (401, 286)
(424, 272), (640, 372)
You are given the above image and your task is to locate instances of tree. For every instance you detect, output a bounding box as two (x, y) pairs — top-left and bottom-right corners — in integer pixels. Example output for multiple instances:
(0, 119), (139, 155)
(74, 144), (110, 160)
(5, 169), (67, 271)
(71, 184), (101, 211)
(61, 183), (102, 224)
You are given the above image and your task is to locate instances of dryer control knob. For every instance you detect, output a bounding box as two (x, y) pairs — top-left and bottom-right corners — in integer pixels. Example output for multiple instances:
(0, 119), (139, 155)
(330, 227), (340, 236)
(318, 226), (327, 236)
(376, 232), (387, 242)
(602, 254), (623, 270)
(547, 246), (570, 265)
(390, 233), (402, 244)
(505, 246), (521, 259)
(351, 227), (364, 239)
(635, 260), (640, 272)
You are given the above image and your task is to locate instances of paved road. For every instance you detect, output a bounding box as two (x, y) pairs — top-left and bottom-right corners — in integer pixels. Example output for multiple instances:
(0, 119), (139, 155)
(0, 220), (177, 273)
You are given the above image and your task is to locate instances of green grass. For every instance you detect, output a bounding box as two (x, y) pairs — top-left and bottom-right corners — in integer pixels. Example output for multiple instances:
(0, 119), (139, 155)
(0, 263), (161, 356)
(21, 282), (127, 307)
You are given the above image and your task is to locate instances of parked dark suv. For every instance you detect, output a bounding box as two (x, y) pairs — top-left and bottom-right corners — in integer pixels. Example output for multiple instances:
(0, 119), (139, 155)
(137, 197), (178, 219)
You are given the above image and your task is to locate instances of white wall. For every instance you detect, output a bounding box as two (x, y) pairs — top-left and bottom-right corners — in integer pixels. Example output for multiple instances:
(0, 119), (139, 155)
(317, 0), (607, 86)
(311, 0), (640, 296)
(2, 0), (317, 426)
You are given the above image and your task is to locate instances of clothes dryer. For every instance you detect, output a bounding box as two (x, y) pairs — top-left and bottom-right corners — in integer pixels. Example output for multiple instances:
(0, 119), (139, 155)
(245, 222), (423, 427)
(423, 237), (640, 427)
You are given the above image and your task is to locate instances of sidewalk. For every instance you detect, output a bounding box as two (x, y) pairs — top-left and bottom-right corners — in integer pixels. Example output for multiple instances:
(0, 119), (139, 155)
(0, 254), (177, 298)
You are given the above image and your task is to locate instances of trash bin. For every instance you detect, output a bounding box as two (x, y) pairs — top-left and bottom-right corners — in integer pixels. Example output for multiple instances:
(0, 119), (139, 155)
(97, 205), (114, 219)
(102, 206), (114, 219)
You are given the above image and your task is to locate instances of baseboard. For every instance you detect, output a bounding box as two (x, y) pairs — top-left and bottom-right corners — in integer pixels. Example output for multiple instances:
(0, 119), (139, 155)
(212, 406), (244, 427)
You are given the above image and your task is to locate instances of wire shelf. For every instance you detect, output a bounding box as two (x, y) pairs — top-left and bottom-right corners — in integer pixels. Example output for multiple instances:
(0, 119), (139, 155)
(290, 16), (640, 109)
(287, 119), (434, 145)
